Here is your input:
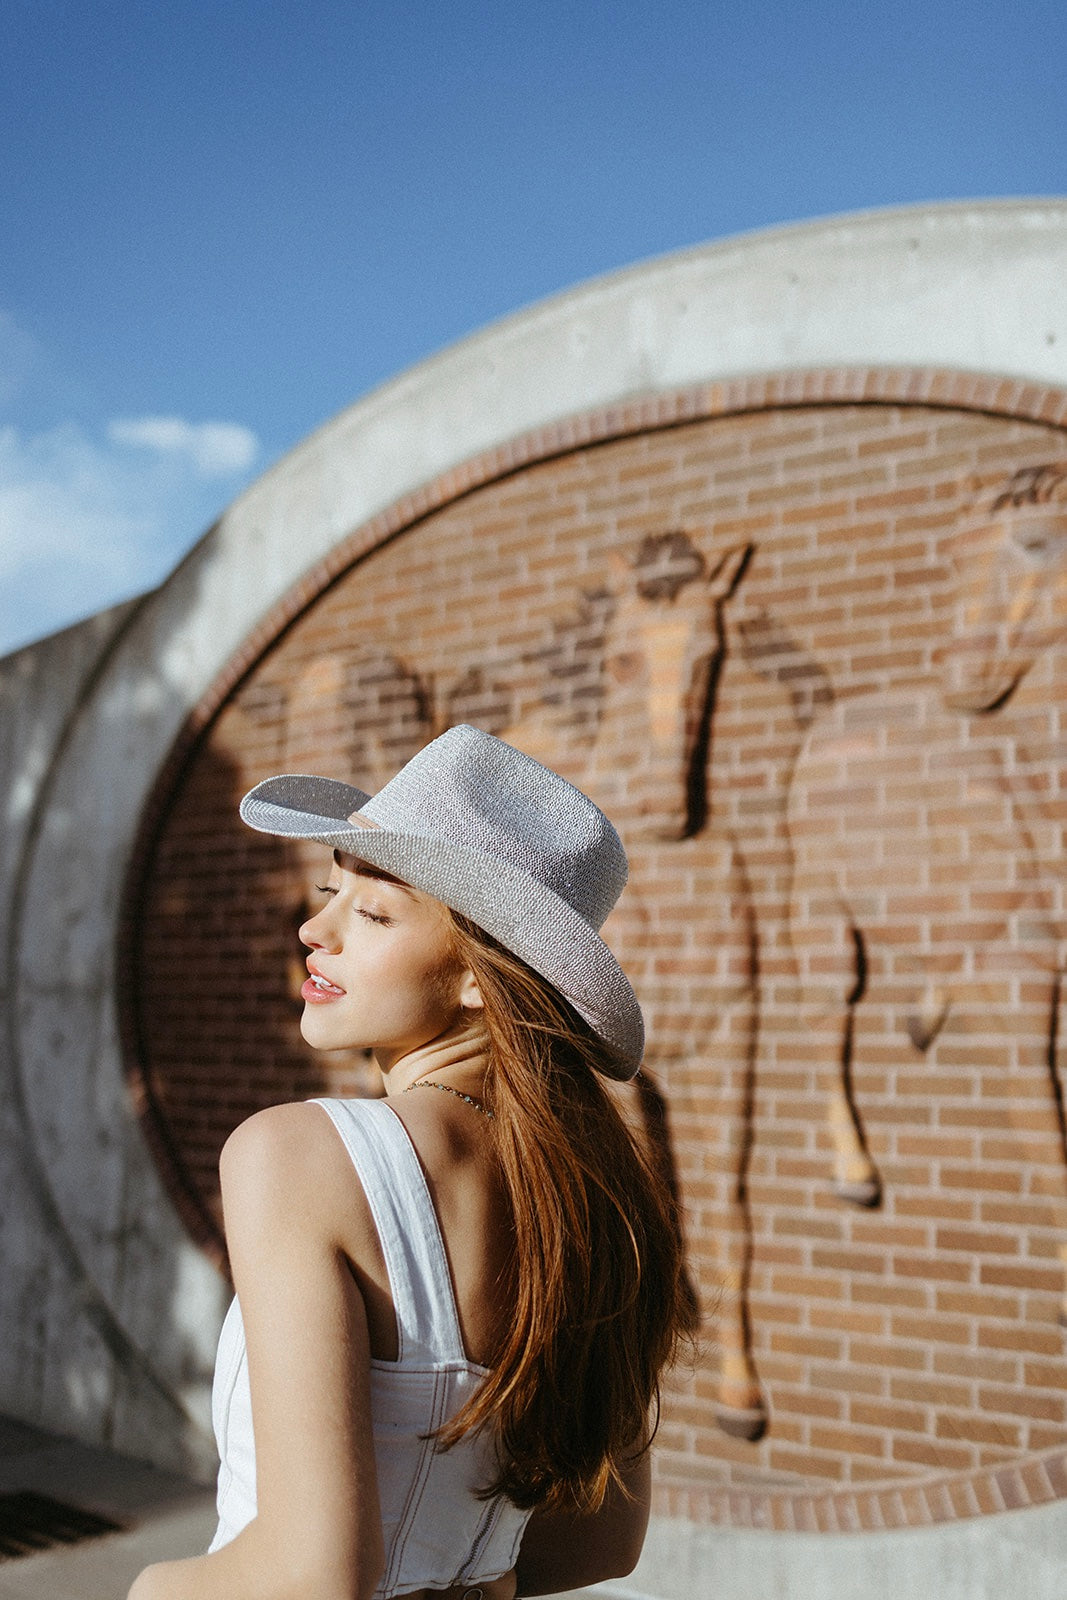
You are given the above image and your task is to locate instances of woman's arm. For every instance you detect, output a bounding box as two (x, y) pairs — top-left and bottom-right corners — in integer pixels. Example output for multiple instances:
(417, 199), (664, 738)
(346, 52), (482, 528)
(513, 1447), (651, 1597)
(129, 1103), (385, 1600)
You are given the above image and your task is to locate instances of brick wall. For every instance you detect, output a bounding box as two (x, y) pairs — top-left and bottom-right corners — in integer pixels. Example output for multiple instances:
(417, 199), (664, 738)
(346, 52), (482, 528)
(123, 372), (1067, 1529)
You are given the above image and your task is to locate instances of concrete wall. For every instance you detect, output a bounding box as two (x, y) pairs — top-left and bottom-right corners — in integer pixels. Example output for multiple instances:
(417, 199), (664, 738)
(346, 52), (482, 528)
(607, 1498), (1067, 1600)
(0, 600), (225, 1476)
(4, 199), (1067, 1586)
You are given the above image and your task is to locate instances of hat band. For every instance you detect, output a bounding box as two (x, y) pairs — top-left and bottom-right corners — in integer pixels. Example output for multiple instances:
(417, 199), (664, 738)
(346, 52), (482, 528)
(346, 810), (381, 829)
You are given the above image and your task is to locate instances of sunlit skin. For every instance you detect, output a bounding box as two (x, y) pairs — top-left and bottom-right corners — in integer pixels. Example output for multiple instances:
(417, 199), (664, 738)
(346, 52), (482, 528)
(298, 851), (489, 1091)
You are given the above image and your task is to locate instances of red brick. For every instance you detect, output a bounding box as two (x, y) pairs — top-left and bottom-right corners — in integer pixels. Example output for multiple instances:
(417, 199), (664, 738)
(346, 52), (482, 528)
(126, 382), (1067, 1522)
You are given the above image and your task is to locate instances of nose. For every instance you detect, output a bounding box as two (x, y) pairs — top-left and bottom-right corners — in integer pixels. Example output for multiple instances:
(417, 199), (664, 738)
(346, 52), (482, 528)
(299, 901), (339, 951)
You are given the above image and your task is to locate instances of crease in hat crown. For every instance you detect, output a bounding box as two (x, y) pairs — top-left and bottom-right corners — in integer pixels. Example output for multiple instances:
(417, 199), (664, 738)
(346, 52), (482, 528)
(239, 725), (644, 1077)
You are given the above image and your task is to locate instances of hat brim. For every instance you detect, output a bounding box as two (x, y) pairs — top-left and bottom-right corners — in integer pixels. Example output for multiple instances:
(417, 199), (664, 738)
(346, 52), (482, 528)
(240, 775), (644, 1078)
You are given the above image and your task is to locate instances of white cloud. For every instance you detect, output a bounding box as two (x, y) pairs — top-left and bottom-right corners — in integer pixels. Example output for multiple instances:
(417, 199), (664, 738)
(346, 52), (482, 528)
(0, 306), (262, 655)
(0, 414), (261, 656)
(0, 422), (149, 582)
(108, 415), (259, 477)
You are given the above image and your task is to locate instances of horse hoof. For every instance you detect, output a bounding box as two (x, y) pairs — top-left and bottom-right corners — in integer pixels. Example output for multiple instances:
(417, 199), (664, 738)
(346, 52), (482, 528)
(832, 1175), (881, 1207)
(715, 1401), (768, 1442)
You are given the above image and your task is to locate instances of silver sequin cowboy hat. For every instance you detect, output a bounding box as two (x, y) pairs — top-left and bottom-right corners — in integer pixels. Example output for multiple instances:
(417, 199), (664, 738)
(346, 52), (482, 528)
(239, 724), (644, 1078)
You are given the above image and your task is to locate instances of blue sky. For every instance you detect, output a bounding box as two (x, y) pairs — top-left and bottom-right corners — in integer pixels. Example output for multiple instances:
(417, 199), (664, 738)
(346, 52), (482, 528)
(2, 0), (1065, 654)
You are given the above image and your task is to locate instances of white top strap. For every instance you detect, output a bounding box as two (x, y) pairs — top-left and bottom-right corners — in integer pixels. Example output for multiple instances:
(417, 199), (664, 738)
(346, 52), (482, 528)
(311, 1097), (468, 1366)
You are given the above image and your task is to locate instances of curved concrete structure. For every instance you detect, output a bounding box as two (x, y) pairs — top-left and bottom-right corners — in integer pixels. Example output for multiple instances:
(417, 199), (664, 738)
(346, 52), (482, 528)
(3, 200), (1067, 1588)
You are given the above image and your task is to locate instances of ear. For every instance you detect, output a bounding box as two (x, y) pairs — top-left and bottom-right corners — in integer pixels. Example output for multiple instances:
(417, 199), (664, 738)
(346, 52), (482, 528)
(458, 969), (484, 1011)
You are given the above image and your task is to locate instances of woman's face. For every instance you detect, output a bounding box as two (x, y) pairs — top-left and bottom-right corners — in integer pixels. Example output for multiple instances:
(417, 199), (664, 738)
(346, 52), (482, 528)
(297, 852), (478, 1068)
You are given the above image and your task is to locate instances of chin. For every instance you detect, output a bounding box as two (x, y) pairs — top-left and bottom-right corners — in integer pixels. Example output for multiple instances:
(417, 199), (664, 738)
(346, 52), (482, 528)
(300, 1010), (354, 1052)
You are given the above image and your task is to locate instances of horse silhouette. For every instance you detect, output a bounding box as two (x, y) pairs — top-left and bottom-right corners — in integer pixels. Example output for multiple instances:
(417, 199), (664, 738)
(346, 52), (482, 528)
(787, 464), (1067, 1321)
(502, 532), (769, 1438)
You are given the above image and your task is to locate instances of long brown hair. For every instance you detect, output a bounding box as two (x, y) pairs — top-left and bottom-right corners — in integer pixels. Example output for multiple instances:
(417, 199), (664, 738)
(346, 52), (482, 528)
(437, 913), (698, 1513)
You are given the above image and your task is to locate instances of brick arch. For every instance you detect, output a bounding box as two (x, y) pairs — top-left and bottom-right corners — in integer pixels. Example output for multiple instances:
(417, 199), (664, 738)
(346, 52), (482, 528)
(122, 367), (1067, 1529)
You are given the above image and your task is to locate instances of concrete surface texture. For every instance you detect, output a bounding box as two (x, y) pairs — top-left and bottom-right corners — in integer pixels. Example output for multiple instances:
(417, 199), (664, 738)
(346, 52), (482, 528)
(623, 1496), (1067, 1600)
(0, 1414), (215, 1600)
(0, 606), (227, 1479)
(2, 1401), (1064, 1600)
(3, 201), (1067, 1596)
(0, 1416), (588, 1600)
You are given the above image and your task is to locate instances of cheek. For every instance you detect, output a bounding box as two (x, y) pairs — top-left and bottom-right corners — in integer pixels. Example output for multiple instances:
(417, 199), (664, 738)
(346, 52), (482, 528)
(405, 950), (467, 1021)
(346, 937), (465, 1029)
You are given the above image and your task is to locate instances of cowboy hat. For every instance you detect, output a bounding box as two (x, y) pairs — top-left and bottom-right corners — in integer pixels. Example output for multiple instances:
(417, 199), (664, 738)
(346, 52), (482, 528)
(239, 724), (644, 1077)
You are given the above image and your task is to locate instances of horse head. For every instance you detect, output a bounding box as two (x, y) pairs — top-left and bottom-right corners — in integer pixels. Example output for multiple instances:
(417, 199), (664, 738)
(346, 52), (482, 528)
(936, 464), (1067, 712)
(594, 533), (751, 840)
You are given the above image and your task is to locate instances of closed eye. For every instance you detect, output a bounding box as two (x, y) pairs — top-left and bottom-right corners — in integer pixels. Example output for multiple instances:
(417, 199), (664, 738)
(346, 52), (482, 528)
(315, 882), (393, 923)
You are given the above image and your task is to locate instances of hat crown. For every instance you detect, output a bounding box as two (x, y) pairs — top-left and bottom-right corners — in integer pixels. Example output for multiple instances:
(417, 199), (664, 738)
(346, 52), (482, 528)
(361, 725), (626, 930)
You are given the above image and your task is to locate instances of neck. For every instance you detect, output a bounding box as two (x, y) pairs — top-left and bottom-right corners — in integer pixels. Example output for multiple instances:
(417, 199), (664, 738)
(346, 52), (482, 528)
(378, 1013), (491, 1097)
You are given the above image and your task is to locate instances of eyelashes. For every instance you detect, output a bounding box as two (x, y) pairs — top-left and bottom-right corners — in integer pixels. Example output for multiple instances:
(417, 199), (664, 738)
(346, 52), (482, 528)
(313, 885), (393, 925)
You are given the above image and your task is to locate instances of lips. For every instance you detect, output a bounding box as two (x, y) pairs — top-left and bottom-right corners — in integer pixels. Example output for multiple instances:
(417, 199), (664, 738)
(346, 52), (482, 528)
(302, 964), (346, 1004)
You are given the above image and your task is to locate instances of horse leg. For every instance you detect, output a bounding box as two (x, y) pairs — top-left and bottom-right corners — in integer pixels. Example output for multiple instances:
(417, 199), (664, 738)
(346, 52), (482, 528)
(613, 1063), (769, 1440)
(698, 1020), (766, 1441)
(828, 1089), (881, 1208)
(1043, 970), (1067, 1328)
(715, 1267), (766, 1440)
(707, 960), (766, 1438)
(813, 925), (881, 1206)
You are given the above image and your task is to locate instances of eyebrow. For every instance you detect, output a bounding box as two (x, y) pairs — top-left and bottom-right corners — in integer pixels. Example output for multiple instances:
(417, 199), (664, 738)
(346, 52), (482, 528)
(332, 850), (418, 895)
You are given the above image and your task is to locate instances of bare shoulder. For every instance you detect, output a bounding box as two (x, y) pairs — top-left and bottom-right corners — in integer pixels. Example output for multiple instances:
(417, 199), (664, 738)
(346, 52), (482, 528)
(221, 1101), (343, 1190)
(219, 1101), (376, 1258)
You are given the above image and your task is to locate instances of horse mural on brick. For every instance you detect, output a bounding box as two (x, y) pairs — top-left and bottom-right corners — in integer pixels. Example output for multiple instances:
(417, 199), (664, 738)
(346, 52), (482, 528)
(496, 532), (771, 1440)
(787, 463), (1067, 1322)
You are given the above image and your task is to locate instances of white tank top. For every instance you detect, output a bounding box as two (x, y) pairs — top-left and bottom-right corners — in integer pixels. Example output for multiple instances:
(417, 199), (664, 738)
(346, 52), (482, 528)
(209, 1096), (530, 1596)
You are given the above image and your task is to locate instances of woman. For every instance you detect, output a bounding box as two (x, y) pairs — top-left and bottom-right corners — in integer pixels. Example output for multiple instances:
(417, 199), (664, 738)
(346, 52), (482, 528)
(130, 724), (695, 1600)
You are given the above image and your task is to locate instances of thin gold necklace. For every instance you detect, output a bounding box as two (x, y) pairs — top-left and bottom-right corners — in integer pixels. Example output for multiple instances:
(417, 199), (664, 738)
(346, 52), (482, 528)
(403, 1080), (494, 1119)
